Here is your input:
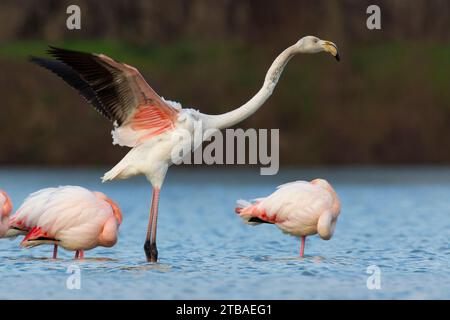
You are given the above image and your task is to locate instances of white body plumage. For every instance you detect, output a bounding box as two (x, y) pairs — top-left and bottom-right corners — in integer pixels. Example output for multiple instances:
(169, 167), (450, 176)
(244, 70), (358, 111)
(104, 105), (203, 188)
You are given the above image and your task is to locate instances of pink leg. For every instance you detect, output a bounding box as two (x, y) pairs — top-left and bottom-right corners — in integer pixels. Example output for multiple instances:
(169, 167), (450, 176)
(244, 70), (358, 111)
(144, 187), (160, 263)
(300, 236), (306, 257)
(52, 245), (58, 259)
(74, 250), (84, 259)
(145, 189), (156, 242)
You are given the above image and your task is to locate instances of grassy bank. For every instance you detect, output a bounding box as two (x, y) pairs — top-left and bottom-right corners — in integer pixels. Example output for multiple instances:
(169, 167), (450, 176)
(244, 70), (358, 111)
(1, 39), (449, 165)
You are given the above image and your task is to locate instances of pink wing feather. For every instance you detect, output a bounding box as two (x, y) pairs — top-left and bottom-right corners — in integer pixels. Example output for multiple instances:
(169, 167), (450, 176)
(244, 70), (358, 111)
(34, 47), (180, 146)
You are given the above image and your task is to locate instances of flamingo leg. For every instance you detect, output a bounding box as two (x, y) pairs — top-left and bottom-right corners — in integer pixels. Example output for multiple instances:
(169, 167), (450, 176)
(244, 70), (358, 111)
(52, 245), (58, 259)
(74, 250), (85, 260)
(300, 236), (306, 257)
(144, 188), (160, 262)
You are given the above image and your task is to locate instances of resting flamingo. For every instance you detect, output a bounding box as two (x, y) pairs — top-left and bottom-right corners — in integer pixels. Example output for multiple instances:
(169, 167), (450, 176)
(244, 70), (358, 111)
(8, 186), (122, 259)
(31, 36), (340, 262)
(235, 179), (341, 257)
(0, 190), (13, 237)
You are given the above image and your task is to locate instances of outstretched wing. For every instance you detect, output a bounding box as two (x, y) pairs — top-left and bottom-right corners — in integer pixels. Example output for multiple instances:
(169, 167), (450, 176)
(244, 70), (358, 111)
(31, 46), (179, 133)
(30, 56), (110, 119)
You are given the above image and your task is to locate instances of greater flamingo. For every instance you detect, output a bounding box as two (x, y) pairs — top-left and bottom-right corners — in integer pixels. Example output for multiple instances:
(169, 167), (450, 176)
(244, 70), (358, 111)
(9, 186), (122, 259)
(31, 36), (339, 262)
(235, 179), (341, 257)
(0, 190), (13, 237)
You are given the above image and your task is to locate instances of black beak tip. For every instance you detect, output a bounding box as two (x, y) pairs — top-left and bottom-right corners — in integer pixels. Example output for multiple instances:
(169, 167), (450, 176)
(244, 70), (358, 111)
(335, 53), (340, 62)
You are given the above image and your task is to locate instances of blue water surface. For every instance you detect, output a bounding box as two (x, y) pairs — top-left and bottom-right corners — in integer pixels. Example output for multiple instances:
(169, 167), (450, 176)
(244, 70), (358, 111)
(0, 167), (449, 299)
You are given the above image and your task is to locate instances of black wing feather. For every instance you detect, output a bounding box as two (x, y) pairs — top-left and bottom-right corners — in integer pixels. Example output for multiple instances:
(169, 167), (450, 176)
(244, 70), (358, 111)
(29, 56), (112, 120)
(248, 217), (274, 224)
(45, 46), (138, 125)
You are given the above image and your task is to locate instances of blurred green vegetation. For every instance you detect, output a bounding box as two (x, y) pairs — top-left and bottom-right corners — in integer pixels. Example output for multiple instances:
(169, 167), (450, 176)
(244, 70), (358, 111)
(1, 0), (450, 166)
(1, 38), (450, 166)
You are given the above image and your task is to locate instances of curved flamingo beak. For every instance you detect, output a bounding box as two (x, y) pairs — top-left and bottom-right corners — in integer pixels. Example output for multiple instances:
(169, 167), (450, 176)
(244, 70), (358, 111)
(0, 191), (12, 217)
(321, 40), (340, 61)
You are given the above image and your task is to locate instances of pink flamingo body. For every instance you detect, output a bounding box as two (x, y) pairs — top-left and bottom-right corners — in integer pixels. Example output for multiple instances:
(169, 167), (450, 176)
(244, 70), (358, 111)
(0, 190), (13, 237)
(8, 186), (122, 259)
(236, 179), (341, 257)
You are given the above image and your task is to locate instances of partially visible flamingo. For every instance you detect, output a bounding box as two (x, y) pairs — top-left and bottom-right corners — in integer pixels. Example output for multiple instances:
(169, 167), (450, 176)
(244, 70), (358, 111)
(0, 190), (13, 237)
(235, 179), (341, 257)
(31, 36), (340, 262)
(9, 186), (122, 259)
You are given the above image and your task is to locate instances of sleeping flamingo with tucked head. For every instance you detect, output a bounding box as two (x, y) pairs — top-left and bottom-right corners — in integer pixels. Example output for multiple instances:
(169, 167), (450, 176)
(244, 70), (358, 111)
(235, 179), (341, 257)
(30, 36), (339, 262)
(8, 186), (122, 259)
(0, 190), (13, 237)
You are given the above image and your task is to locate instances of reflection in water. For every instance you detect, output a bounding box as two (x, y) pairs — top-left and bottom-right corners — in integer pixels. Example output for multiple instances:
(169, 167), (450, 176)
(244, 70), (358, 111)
(118, 263), (172, 272)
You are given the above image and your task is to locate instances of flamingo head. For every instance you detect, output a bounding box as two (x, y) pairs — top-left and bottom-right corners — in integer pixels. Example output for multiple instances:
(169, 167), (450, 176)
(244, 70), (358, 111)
(294, 36), (340, 61)
(311, 179), (341, 216)
(94, 192), (123, 225)
(0, 190), (12, 218)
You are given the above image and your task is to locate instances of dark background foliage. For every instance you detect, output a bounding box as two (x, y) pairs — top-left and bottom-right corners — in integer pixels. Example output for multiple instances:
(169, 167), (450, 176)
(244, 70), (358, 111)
(1, 0), (449, 166)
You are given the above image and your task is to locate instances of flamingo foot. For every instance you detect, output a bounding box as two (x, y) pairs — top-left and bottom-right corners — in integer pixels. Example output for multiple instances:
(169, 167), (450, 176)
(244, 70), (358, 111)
(300, 236), (306, 258)
(144, 241), (158, 263)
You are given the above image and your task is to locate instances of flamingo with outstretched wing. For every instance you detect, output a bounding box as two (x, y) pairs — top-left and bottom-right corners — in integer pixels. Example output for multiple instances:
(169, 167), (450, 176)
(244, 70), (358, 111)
(31, 36), (340, 262)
